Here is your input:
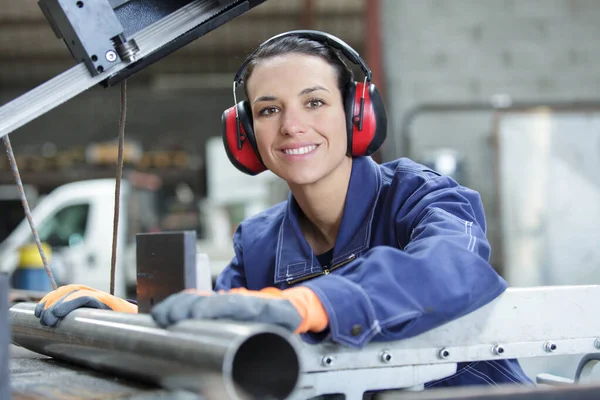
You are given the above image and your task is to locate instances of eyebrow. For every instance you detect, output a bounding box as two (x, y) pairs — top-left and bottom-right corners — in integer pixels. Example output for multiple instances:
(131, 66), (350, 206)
(299, 86), (330, 96)
(253, 95), (277, 104)
(253, 86), (330, 104)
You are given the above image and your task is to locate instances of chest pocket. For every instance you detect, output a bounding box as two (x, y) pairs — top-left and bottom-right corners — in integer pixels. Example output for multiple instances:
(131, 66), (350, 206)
(274, 261), (317, 285)
(284, 253), (359, 286)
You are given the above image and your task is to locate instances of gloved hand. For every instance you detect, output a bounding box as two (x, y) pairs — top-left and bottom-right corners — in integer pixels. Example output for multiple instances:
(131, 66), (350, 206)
(35, 284), (138, 327)
(151, 286), (328, 334)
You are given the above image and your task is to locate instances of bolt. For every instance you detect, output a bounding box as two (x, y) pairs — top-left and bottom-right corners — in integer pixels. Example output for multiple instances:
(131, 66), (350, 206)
(380, 351), (392, 363)
(544, 341), (557, 353)
(492, 345), (505, 356)
(594, 338), (600, 350)
(438, 348), (450, 359)
(321, 356), (334, 367)
(105, 50), (117, 62)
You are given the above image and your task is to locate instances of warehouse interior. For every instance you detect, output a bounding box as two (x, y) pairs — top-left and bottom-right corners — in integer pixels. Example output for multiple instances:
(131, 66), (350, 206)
(1, 1), (600, 399)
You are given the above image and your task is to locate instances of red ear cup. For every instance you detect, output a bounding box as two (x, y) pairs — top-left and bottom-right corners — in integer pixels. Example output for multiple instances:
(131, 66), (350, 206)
(221, 102), (267, 175)
(345, 81), (387, 156)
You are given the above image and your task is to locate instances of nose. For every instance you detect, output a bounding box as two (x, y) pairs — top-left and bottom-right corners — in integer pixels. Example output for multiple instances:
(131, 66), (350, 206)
(279, 107), (307, 136)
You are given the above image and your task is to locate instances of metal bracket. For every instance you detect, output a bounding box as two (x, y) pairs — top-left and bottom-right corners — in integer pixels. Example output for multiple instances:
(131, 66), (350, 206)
(36, 0), (267, 82)
(38, 0), (133, 76)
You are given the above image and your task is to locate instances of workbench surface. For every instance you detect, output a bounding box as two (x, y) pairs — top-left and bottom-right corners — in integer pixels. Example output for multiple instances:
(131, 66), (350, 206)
(10, 345), (204, 400)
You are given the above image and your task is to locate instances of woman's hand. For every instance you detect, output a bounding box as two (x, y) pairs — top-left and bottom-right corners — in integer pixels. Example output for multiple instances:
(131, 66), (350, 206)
(35, 284), (137, 327)
(150, 287), (328, 334)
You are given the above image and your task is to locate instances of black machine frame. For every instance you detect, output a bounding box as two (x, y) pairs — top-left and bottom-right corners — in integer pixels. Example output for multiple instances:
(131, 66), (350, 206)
(38, 0), (268, 85)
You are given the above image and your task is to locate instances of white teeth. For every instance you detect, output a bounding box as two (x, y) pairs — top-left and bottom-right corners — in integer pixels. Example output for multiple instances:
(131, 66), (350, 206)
(283, 145), (317, 155)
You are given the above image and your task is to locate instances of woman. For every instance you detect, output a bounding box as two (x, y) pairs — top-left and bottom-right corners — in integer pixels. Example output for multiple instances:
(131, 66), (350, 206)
(35, 30), (532, 389)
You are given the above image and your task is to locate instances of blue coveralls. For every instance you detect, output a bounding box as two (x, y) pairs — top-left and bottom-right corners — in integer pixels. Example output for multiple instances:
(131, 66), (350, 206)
(215, 156), (533, 388)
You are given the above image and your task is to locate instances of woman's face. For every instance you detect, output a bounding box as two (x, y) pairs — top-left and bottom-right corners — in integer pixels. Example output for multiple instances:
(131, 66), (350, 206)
(246, 53), (349, 186)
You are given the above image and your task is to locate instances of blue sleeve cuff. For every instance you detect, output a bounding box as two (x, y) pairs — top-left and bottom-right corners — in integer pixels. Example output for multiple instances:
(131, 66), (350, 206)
(300, 327), (331, 345)
(301, 275), (380, 348)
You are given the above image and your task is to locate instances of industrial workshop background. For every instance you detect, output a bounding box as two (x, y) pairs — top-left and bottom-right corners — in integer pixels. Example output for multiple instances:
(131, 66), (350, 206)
(1, 0), (600, 383)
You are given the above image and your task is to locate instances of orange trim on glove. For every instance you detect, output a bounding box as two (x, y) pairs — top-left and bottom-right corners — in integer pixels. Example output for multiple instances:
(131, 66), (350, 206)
(39, 284), (96, 309)
(63, 290), (138, 313)
(226, 286), (329, 334)
(39, 284), (137, 314)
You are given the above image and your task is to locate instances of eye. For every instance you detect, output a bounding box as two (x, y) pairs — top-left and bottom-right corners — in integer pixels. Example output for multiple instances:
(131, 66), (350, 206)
(306, 98), (325, 108)
(258, 106), (280, 116)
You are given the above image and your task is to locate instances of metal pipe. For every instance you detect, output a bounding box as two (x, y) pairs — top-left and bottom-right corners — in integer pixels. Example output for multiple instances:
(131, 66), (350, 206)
(10, 303), (301, 400)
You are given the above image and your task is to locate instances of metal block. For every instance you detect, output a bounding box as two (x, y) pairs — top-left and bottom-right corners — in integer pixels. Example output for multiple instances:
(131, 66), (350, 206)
(0, 273), (10, 400)
(38, 0), (126, 76)
(136, 231), (198, 314)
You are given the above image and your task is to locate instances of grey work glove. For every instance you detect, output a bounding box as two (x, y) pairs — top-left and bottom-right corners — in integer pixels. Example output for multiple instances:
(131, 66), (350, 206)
(150, 291), (303, 331)
(34, 284), (137, 327)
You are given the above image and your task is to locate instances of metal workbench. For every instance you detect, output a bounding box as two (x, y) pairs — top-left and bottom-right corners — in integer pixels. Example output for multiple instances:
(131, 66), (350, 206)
(10, 345), (204, 400)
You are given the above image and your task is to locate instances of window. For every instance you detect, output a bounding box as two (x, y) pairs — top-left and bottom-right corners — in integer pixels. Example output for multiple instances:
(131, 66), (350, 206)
(37, 203), (90, 248)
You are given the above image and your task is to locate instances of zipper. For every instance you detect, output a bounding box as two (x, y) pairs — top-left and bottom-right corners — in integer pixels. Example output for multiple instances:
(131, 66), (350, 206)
(287, 253), (357, 285)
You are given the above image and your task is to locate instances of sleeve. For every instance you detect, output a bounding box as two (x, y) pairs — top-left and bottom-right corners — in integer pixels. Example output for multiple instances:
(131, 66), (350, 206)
(299, 174), (508, 349)
(214, 225), (247, 291)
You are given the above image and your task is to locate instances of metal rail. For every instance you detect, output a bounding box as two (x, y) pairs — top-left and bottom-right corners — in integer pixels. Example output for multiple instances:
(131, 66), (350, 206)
(397, 99), (600, 159)
(0, 0), (226, 140)
(10, 303), (301, 400)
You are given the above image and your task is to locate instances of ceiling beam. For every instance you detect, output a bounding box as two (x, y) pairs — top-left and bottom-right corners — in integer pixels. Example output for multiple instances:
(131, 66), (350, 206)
(0, 12), (363, 56)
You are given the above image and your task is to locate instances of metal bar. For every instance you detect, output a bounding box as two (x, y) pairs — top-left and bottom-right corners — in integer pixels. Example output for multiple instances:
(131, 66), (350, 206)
(0, 274), (10, 400)
(0, 0), (225, 140)
(10, 302), (301, 400)
(291, 286), (600, 399)
(297, 286), (600, 372)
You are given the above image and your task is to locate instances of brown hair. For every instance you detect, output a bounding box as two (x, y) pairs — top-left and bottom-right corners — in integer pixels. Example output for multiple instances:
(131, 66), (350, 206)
(241, 35), (354, 100)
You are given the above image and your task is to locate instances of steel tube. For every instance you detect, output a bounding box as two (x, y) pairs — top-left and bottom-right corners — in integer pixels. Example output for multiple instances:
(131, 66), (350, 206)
(10, 303), (301, 400)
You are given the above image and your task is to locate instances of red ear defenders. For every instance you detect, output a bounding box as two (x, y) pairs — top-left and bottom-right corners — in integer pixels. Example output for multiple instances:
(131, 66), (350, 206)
(222, 30), (387, 176)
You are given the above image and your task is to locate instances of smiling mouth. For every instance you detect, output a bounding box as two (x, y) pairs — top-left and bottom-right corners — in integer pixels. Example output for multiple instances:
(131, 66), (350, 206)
(281, 145), (318, 155)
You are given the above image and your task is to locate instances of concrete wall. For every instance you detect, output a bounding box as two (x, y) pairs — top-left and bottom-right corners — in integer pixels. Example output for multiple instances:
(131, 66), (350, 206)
(380, 0), (600, 271)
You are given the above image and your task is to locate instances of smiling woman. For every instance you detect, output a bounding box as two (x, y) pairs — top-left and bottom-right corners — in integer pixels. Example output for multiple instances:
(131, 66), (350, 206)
(35, 30), (533, 396)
